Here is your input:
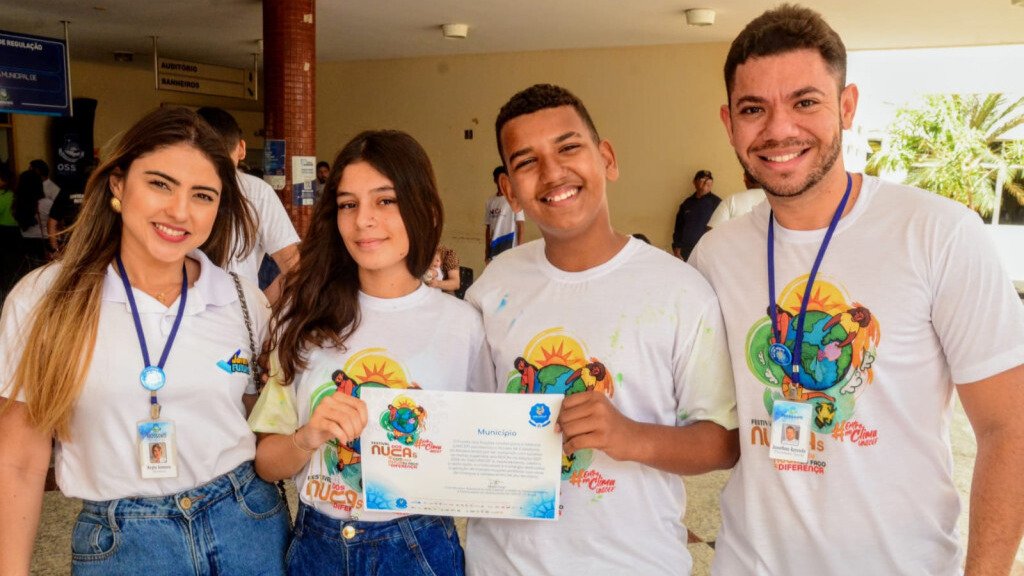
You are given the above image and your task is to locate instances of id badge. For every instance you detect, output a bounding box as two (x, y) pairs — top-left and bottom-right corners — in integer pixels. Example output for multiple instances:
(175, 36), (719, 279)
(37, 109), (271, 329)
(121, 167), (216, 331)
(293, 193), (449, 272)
(769, 400), (812, 463)
(137, 419), (179, 479)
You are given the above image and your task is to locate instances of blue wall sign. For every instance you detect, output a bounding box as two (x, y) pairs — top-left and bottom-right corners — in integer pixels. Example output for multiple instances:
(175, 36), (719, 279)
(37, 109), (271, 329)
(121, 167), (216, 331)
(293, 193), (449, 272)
(0, 30), (70, 117)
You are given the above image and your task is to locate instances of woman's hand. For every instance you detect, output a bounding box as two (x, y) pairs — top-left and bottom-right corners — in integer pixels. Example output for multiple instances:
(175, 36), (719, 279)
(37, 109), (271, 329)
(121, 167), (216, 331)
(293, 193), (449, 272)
(294, 391), (368, 450)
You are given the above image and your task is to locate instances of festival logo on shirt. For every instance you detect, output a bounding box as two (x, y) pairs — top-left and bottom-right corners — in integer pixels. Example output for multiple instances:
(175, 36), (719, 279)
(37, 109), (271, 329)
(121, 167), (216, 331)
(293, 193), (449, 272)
(216, 349), (251, 375)
(509, 328), (617, 495)
(745, 276), (882, 475)
(303, 348), (419, 512)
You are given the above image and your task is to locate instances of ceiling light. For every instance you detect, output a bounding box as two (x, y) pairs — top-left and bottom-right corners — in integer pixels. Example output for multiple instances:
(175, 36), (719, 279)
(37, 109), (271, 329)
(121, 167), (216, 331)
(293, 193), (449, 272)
(685, 8), (716, 26)
(113, 51), (134, 63)
(441, 23), (469, 39)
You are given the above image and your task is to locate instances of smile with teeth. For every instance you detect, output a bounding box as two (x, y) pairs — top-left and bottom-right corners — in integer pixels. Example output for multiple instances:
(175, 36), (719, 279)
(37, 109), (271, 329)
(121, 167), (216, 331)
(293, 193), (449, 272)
(762, 150), (804, 163)
(153, 223), (187, 237)
(543, 187), (579, 203)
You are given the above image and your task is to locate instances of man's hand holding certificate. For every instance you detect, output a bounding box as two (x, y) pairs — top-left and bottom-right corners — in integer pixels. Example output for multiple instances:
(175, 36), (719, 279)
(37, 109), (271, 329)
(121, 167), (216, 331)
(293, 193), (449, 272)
(360, 389), (563, 520)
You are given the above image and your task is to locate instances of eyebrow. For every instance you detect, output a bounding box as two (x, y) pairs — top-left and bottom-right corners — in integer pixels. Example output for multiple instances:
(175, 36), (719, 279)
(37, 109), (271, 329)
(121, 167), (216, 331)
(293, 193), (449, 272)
(336, 185), (396, 198)
(144, 170), (220, 195)
(734, 86), (827, 107)
(507, 130), (582, 164)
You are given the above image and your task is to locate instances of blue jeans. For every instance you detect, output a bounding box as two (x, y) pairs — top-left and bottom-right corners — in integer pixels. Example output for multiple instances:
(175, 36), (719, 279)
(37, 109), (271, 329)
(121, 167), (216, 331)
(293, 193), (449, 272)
(286, 503), (464, 576)
(71, 461), (289, 576)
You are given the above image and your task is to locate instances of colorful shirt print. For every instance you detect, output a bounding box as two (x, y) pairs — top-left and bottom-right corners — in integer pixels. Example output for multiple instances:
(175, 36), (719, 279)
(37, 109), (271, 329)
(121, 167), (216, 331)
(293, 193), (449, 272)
(506, 328), (617, 492)
(746, 275), (882, 473)
(304, 348), (419, 513)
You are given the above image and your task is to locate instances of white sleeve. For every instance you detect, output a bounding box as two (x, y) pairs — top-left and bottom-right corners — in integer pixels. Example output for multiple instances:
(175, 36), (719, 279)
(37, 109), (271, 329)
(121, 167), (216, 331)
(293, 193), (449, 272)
(247, 175), (300, 256)
(466, 315), (497, 393)
(931, 213), (1024, 383)
(0, 268), (54, 402)
(672, 291), (738, 429)
(462, 276), (499, 393)
(706, 198), (731, 228)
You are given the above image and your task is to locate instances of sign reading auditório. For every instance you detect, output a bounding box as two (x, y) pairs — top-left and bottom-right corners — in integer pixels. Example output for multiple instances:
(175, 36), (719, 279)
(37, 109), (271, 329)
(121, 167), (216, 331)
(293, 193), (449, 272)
(0, 30), (70, 117)
(157, 58), (255, 100)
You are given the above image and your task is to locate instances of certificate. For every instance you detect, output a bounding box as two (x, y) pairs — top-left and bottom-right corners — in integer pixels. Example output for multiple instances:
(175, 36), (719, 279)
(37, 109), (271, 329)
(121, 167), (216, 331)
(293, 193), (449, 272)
(360, 388), (563, 520)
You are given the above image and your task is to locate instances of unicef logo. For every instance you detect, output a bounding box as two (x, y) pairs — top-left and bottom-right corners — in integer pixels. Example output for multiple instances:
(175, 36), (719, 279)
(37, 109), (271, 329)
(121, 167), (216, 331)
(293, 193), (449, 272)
(395, 498), (408, 509)
(768, 343), (793, 366)
(529, 403), (552, 428)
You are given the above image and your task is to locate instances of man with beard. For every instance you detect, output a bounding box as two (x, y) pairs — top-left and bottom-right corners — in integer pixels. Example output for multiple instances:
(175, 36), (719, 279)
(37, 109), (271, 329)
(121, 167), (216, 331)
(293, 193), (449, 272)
(690, 5), (1024, 575)
(314, 160), (330, 202)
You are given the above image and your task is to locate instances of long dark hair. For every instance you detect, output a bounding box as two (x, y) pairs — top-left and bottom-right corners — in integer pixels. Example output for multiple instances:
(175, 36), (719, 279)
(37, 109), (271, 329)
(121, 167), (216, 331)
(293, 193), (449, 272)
(270, 130), (444, 385)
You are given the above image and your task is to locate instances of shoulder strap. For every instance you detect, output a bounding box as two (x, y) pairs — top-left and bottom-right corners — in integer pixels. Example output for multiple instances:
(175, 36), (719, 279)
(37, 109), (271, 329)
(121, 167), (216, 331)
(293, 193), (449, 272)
(229, 271), (263, 392)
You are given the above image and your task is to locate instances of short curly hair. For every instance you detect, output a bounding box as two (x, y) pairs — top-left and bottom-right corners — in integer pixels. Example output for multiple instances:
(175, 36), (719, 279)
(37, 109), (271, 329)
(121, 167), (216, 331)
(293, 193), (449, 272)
(494, 84), (600, 162)
(724, 4), (847, 100)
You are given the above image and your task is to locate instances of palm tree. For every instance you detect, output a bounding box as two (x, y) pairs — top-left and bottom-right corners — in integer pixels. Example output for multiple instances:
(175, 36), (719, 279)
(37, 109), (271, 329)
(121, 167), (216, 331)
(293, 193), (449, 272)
(866, 93), (1024, 219)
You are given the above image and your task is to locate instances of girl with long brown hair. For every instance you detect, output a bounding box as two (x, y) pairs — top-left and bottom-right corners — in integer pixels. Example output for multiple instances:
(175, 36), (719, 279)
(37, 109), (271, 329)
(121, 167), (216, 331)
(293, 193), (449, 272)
(0, 106), (289, 575)
(249, 130), (493, 575)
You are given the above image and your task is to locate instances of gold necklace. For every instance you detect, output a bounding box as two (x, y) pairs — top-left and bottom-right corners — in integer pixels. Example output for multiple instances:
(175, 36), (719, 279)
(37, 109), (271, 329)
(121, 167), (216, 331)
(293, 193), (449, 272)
(154, 288), (180, 304)
(150, 276), (186, 304)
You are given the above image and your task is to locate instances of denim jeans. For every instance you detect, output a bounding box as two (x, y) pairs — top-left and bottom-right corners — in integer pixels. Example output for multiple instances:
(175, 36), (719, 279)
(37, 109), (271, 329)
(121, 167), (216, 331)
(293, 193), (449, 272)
(71, 461), (289, 576)
(286, 503), (464, 576)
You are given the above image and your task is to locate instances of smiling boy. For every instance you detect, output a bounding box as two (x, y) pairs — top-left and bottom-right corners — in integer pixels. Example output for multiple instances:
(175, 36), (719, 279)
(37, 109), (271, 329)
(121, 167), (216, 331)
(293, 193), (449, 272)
(464, 84), (738, 575)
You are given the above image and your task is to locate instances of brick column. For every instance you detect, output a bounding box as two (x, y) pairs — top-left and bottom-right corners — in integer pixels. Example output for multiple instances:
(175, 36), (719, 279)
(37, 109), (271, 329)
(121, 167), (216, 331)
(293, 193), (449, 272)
(263, 0), (315, 236)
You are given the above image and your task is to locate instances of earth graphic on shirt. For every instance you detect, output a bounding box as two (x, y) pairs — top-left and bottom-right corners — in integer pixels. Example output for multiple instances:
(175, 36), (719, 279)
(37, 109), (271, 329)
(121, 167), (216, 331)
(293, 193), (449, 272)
(745, 276), (881, 435)
(308, 348), (418, 494)
(507, 328), (616, 480)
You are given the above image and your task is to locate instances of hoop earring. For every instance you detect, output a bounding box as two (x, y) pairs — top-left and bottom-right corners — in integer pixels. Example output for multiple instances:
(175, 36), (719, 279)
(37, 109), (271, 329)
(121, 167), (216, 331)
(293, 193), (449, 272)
(110, 197), (122, 213)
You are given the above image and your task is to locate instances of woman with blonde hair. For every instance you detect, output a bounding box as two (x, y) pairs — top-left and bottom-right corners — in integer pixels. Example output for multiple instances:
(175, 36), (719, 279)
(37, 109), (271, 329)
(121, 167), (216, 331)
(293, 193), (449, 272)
(0, 106), (289, 575)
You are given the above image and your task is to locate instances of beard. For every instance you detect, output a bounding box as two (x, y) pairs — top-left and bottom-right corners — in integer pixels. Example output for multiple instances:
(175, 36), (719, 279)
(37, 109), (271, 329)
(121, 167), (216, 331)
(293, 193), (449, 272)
(740, 130), (842, 199)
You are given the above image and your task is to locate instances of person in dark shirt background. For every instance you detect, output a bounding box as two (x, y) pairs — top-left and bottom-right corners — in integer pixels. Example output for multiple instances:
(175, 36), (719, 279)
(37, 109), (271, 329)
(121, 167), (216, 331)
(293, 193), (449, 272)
(671, 169), (720, 260)
(47, 165), (92, 254)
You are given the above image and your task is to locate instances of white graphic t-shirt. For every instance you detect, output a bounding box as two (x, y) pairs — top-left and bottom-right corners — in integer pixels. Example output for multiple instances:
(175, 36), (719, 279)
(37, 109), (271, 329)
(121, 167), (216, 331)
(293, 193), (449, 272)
(464, 238), (737, 576)
(249, 284), (494, 521)
(691, 175), (1024, 576)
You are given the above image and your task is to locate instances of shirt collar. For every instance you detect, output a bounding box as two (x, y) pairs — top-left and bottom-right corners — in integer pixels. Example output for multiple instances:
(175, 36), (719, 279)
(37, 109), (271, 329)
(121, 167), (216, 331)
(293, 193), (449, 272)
(102, 250), (239, 314)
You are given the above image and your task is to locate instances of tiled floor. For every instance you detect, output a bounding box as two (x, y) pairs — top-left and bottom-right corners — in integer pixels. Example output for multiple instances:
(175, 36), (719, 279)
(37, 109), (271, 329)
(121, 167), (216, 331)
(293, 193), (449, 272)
(27, 400), (1024, 575)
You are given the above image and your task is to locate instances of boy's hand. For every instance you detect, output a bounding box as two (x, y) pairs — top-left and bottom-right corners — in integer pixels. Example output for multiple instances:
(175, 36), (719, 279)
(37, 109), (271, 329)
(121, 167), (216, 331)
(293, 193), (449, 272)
(557, 390), (642, 462)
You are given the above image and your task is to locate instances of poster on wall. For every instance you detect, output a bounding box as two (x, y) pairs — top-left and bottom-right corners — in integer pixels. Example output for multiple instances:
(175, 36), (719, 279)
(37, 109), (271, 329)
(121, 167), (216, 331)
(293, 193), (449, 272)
(263, 139), (285, 191)
(0, 30), (70, 117)
(292, 155), (316, 207)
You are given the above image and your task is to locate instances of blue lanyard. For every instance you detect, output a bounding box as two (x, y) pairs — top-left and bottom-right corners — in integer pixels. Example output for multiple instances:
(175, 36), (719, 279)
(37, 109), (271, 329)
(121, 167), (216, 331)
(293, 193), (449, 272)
(115, 254), (188, 419)
(767, 173), (852, 391)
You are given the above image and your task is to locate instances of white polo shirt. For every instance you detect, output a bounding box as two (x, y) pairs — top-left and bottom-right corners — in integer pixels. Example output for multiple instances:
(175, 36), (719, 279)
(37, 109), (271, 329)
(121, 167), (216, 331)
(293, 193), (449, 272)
(0, 251), (270, 501)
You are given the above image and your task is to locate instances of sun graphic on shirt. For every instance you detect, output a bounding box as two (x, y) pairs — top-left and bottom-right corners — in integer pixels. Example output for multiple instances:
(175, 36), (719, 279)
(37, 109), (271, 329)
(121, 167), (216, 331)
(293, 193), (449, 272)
(343, 348), (409, 387)
(778, 276), (848, 316)
(523, 328), (587, 370)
